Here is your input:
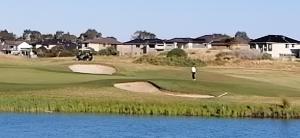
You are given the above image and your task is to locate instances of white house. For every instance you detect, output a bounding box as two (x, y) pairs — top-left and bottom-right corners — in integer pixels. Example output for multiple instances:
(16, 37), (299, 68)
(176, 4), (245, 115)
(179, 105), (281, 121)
(0, 41), (33, 56)
(250, 35), (300, 59)
(80, 37), (122, 52)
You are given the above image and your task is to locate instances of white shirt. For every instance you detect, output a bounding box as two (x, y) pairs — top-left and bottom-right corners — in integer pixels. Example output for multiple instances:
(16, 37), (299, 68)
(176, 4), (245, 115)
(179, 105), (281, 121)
(192, 67), (197, 73)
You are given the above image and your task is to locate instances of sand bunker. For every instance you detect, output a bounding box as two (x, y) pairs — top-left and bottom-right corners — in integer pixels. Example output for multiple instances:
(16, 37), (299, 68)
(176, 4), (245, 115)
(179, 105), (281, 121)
(69, 64), (116, 75)
(114, 82), (161, 93)
(114, 82), (226, 99)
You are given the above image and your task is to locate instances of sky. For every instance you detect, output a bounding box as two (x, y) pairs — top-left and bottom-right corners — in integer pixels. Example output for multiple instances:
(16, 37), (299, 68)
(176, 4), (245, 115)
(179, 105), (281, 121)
(0, 0), (300, 41)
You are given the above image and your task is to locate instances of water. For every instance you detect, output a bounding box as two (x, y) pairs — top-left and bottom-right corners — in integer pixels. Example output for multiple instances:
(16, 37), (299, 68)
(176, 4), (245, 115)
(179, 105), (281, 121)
(0, 113), (299, 138)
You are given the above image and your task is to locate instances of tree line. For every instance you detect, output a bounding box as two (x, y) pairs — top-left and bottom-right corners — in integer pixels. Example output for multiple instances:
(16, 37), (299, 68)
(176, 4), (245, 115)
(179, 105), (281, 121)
(0, 29), (107, 42)
(0, 29), (250, 42)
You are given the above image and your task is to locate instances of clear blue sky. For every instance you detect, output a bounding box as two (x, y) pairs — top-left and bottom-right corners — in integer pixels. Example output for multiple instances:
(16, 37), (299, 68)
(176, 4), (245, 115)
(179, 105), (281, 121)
(1, 0), (299, 41)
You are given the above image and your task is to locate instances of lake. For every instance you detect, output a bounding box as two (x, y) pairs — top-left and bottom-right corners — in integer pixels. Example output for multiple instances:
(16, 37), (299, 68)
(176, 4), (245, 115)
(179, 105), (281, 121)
(0, 113), (299, 138)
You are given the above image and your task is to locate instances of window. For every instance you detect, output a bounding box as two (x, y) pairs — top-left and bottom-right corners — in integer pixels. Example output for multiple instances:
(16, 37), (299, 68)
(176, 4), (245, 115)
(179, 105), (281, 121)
(268, 44), (272, 51)
(292, 44), (295, 48)
(250, 44), (256, 49)
(286, 44), (289, 48)
(149, 45), (155, 48)
(258, 44), (263, 52)
(263, 45), (267, 51)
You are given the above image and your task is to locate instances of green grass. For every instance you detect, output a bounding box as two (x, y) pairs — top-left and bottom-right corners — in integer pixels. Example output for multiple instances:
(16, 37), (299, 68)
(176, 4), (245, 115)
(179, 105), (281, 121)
(0, 56), (300, 118)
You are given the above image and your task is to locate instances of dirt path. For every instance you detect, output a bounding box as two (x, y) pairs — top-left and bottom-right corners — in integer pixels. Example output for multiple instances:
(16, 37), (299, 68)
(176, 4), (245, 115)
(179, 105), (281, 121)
(69, 64), (116, 75)
(114, 82), (227, 99)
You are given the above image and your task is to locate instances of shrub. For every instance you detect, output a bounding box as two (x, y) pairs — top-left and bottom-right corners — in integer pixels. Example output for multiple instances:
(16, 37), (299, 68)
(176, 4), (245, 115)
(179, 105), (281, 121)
(167, 48), (187, 58)
(281, 98), (291, 109)
(261, 53), (272, 60)
(233, 49), (262, 60)
(134, 55), (206, 67)
(215, 49), (273, 61)
(99, 47), (118, 56)
(215, 51), (236, 61)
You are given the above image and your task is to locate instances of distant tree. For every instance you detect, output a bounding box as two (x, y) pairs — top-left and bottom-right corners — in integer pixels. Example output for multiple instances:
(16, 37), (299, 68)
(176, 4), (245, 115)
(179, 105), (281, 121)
(132, 30), (156, 40)
(0, 30), (16, 40)
(23, 29), (32, 40)
(80, 29), (102, 40)
(31, 31), (42, 41)
(55, 31), (64, 40)
(22, 29), (42, 42)
(42, 34), (54, 40)
(235, 31), (250, 40)
(61, 32), (77, 42)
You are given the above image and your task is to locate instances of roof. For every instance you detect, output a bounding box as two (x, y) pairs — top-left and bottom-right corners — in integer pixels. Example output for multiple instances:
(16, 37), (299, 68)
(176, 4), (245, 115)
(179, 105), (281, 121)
(167, 38), (206, 44)
(211, 38), (231, 46)
(196, 34), (231, 43)
(168, 38), (194, 43)
(251, 35), (299, 43)
(34, 39), (64, 46)
(124, 39), (165, 45)
(0, 41), (26, 50)
(229, 37), (250, 44)
(83, 37), (122, 45)
(2, 40), (24, 46)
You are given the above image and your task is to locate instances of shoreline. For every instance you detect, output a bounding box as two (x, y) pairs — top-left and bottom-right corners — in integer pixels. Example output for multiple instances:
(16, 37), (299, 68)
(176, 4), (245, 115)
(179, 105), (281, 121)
(0, 98), (299, 119)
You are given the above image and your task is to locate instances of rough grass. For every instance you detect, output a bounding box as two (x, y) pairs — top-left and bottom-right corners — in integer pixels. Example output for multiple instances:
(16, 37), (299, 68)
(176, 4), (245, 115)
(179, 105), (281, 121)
(0, 55), (300, 118)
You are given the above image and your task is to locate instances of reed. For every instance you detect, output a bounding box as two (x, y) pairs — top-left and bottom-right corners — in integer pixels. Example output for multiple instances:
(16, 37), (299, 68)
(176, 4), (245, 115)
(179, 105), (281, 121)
(0, 96), (299, 119)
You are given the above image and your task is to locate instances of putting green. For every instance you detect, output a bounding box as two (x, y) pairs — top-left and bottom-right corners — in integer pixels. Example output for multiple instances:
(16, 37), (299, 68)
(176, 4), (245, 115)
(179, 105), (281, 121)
(0, 67), (102, 84)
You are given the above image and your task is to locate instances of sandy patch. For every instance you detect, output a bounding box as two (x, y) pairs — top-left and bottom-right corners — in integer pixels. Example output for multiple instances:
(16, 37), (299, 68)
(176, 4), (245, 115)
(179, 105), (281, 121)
(69, 64), (116, 75)
(114, 82), (226, 99)
(114, 82), (161, 93)
(164, 93), (215, 98)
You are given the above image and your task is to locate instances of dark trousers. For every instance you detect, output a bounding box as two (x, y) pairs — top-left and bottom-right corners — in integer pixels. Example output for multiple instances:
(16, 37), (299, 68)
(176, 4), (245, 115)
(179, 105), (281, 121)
(192, 72), (196, 80)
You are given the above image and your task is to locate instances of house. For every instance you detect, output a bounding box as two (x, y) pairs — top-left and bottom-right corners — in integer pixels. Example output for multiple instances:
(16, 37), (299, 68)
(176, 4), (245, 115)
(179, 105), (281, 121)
(196, 34), (231, 49)
(196, 34), (250, 50)
(34, 40), (63, 50)
(0, 41), (33, 56)
(210, 38), (231, 49)
(116, 44), (143, 56)
(80, 37), (122, 52)
(34, 40), (78, 51)
(167, 38), (209, 49)
(123, 39), (166, 54)
(228, 37), (250, 49)
(250, 35), (300, 58)
(33, 40), (78, 57)
(210, 37), (250, 49)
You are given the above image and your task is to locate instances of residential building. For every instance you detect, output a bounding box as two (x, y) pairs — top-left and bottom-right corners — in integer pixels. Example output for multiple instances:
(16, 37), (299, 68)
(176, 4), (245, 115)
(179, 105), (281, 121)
(250, 35), (300, 58)
(34, 40), (63, 50)
(116, 44), (143, 56)
(167, 38), (209, 49)
(196, 34), (231, 49)
(0, 41), (33, 56)
(80, 37), (122, 51)
(228, 37), (250, 49)
(123, 39), (165, 54)
(34, 40), (78, 51)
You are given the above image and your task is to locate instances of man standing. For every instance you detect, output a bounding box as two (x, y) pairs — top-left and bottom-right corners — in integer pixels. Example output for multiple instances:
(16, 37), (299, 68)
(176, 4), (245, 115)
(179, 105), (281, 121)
(191, 66), (197, 80)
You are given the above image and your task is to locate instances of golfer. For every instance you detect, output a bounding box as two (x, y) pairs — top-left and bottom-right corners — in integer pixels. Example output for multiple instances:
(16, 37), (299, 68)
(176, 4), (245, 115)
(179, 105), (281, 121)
(191, 66), (197, 80)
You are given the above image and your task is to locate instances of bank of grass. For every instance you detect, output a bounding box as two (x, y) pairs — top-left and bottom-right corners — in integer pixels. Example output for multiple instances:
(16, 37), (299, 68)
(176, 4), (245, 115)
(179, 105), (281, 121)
(0, 94), (299, 119)
(1, 56), (300, 118)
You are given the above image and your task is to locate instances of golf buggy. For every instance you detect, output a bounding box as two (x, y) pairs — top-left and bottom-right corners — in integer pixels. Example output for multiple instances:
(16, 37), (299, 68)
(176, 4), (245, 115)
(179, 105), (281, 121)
(76, 49), (93, 61)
